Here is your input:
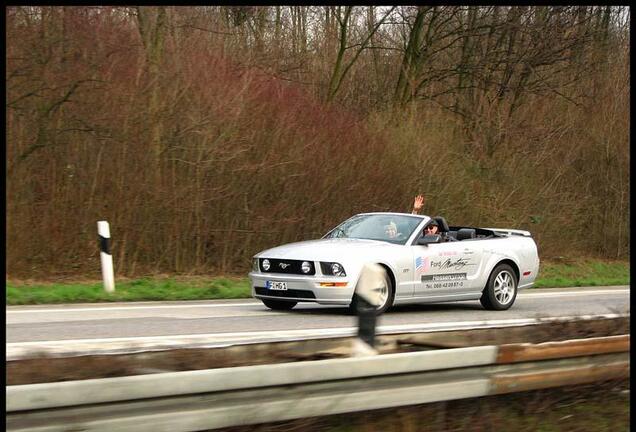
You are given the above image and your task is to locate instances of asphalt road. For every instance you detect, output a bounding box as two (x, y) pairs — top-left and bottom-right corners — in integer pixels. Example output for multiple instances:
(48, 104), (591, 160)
(6, 287), (629, 345)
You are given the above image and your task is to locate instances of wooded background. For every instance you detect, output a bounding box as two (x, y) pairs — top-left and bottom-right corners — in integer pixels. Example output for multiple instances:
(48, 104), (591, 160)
(6, 6), (629, 278)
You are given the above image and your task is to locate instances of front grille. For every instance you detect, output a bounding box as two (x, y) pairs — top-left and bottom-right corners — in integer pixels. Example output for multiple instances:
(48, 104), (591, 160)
(255, 287), (316, 299)
(259, 258), (316, 275)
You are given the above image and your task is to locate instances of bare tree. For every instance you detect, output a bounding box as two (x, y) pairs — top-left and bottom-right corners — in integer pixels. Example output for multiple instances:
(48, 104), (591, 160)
(326, 6), (396, 102)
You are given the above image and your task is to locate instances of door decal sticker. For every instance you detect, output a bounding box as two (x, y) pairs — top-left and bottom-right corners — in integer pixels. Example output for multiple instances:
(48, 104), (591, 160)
(415, 256), (430, 274)
(421, 272), (467, 288)
(421, 273), (467, 282)
(430, 257), (475, 271)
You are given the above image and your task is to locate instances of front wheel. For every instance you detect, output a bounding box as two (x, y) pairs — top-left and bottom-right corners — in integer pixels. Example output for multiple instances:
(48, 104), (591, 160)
(480, 264), (518, 310)
(348, 267), (394, 315)
(261, 299), (297, 311)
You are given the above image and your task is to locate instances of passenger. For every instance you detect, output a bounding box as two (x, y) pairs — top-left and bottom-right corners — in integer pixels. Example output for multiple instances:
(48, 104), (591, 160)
(384, 220), (399, 239)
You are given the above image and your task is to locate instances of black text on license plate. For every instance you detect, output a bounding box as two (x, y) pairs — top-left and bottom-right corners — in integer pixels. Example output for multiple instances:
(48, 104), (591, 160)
(267, 281), (287, 290)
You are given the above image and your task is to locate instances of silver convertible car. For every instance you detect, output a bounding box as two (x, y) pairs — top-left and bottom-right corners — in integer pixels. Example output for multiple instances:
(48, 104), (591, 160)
(249, 213), (540, 314)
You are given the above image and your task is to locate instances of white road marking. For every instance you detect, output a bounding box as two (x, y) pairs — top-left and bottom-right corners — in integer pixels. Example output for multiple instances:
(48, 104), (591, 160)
(6, 313), (628, 348)
(5, 288), (629, 314)
(519, 289), (629, 297)
(5, 302), (261, 314)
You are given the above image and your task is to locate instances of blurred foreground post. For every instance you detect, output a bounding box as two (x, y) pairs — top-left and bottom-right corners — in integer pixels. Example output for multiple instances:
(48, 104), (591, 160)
(352, 263), (384, 356)
(97, 221), (115, 293)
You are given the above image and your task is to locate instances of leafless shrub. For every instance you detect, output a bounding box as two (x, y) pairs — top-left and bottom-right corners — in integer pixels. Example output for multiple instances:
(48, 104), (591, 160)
(6, 6), (629, 278)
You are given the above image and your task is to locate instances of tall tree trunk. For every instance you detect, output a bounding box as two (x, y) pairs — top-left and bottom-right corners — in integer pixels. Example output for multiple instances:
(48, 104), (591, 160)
(254, 6), (267, 53)
(367, 7), (381, 94)
(274, 6), (281, 51)
(395, 6), (428, 106)
(454, 7), (478, 116)
(326, 6), (352, 101)
(135, 6), (167, 183)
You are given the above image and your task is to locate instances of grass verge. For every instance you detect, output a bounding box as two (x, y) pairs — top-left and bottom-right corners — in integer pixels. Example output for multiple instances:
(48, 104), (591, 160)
(533, 259), (630, 288)
(6, 276), (251, 305)
(6, 259), (629, 305)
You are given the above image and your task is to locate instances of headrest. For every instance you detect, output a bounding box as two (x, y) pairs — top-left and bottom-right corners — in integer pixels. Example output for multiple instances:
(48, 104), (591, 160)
(433, 216), (450, 232)
(456, 228), (476, 240)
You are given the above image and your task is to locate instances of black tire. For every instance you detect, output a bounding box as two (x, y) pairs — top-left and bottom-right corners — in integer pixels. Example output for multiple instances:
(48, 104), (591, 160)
(480, 263), (518, 310)
(261, 298), (297, 311)
(348, 267), (395, 315)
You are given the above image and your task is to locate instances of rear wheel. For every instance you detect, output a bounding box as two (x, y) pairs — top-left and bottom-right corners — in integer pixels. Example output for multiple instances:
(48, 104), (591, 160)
(261, 299), (297, 311)
(480, 264), (518, 310)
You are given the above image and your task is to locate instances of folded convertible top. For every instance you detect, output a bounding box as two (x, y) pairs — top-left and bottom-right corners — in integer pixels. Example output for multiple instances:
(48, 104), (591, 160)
(484, 228), (532, 237)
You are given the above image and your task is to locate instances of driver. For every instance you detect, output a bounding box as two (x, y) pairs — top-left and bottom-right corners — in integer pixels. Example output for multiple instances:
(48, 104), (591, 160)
(412, 194), (425, 214)
(411, 194), (454, 242)
(424, 220), (439, 236)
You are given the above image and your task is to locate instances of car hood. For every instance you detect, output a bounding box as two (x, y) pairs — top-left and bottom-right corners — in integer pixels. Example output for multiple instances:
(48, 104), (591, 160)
(256, 238), (399, 261)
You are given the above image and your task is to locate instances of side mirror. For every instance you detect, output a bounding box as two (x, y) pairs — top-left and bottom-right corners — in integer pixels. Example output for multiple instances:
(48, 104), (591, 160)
(417, 234), (441, 245)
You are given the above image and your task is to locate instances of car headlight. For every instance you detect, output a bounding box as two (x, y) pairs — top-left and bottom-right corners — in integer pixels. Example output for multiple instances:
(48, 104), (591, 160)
(252, 258), (259, 272)
(301, 261), (312, 274)
(262, 259), (270, 271)
(320, 262), (346, 277)
(331, 263), (345, 276)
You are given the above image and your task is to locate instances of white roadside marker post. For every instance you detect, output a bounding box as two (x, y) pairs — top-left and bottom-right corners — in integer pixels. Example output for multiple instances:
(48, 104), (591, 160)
(97, 221), (115, 293)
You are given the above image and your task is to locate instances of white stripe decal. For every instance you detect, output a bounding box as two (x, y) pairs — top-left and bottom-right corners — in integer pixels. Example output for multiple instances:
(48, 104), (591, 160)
(5, 288), (629, 314)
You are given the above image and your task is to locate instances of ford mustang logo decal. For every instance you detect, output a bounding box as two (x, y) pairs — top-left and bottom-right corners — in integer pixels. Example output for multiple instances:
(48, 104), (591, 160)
(279, 263), (291, 269)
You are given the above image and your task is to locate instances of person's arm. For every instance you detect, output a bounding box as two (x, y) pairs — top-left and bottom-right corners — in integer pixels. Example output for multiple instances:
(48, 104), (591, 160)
(412, 194), (424, 214)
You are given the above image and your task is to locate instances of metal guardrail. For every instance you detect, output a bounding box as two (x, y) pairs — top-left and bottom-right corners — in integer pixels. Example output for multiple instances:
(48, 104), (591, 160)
(6, 335), (629, 432)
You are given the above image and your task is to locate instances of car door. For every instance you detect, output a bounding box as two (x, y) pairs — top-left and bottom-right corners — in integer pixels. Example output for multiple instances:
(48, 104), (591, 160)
(412, 239), (484, 297)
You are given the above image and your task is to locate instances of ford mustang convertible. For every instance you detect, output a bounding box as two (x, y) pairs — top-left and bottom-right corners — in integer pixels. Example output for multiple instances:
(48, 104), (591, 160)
(249, 213), (540, 314)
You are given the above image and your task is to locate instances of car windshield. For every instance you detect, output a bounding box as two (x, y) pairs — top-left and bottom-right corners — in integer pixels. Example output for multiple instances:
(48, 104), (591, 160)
(323, 214), (423, 245)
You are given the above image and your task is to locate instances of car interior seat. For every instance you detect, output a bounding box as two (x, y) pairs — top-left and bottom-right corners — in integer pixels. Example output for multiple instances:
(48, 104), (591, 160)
(431, 216), (458, 241)
(433, 216), (450, 232)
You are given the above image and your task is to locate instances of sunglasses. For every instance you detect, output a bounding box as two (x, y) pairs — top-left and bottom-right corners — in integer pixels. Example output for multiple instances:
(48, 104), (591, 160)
(425, 226), (438, 230)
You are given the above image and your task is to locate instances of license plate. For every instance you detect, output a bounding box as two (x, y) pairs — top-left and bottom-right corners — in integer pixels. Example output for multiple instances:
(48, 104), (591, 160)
(267, 281), (287, 290)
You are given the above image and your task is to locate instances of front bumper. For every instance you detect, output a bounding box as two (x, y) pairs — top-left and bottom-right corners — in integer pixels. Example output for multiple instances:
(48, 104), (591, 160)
(249, 272), (354, 305)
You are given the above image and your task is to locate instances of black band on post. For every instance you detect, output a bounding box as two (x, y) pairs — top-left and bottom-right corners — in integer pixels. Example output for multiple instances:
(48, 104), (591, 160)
(356, 295), (376, 348)
(99, 235), (111, 255)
